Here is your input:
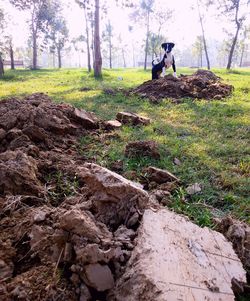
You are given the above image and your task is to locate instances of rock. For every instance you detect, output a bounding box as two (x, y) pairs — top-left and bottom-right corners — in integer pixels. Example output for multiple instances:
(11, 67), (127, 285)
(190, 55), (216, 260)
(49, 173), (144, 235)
(186, 183), (202, 195)
(145, 166), (179, 184)
(0, 150), (43, 196)
(111, 209), (246, 301)
(116, 112), (151, 126)
(9, 134), (31, 150)
(127, 212), (139, 228)
(76, 244), (115, 264)
(33, 210), (47, 223)
(82, 263), (114, 291)
(72, 108), (99, 129)
(0, 259), (13, 281)
(104, 120), (122, 130)
(22, 125), (48, 143)
(77, 163), (150, 227)
(110, 160), (123, 173)
(173, 157), (181, 166)
(79, 283), (92, 301)
(5, 128), (22, 141)
(125, 141), (160, 159)
(59, 209), (112, 242)
(114, 226), (136, 241)
(0, 128), (6, 141)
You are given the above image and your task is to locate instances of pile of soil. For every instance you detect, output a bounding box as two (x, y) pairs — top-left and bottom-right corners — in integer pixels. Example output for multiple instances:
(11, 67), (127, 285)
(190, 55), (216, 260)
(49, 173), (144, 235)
(0, 93), (154, 300)
(132, 70), (234, 102)
(0, 93), (249, 300)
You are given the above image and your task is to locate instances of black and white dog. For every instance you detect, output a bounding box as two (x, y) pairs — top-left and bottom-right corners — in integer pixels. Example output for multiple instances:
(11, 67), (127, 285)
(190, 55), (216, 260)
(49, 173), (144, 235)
(152, 42), (177, 80)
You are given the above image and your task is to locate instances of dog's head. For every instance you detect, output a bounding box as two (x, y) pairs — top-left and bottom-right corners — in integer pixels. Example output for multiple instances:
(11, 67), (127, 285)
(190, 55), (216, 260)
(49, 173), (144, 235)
(161, 43), (175, 53)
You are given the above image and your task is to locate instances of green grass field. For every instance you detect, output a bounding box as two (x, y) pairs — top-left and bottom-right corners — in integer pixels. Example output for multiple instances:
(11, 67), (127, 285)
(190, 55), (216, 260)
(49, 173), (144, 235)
(0, 67), (249, 225)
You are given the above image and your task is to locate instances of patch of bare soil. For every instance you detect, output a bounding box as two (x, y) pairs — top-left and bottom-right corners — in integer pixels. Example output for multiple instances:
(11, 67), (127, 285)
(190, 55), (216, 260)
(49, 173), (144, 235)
(0, 93), (248, 301)
(132, 70), (234, 102)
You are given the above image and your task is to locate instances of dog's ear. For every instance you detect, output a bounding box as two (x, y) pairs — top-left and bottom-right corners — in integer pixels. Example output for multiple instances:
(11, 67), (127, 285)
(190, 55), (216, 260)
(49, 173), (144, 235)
(170, 43), (175, 49)
(161, 43), (167, 50)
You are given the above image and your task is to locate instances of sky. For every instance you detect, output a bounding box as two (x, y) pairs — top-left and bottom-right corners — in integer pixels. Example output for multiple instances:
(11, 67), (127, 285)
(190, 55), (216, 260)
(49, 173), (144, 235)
(0, 0), (249, 66)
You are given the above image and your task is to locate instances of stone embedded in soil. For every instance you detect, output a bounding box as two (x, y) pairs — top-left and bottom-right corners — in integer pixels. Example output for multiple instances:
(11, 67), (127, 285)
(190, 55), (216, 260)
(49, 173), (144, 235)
(0, 128), (6, 141)
(104, 120), (122, 130)
(125, 140), (160, 159)
(116, 112), (151, 126)
(186, 183), (202, 195)
(72, 108), (99, 129)
(77, 163), (151, 227)
(82, 263), (114, 292)
(110, 209), (246, 301)
(145, 166), (179, 184)
(59, 209), (112, 242)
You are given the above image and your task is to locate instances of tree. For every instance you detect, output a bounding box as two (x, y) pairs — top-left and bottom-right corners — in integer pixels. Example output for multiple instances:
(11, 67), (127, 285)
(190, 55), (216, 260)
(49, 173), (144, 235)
(192, 36), (203, 67)
(239, 25), (250, 66)
(196, 0), (210, 69)
(208, 0), (250, 69)
(9, 0), (57, 69)
(102, 20), (113, 68)
(47, 16), (68, 68)
(93, 0), (102, 77)
(0, 7), (5, 77)
(75, 0), (93, 72)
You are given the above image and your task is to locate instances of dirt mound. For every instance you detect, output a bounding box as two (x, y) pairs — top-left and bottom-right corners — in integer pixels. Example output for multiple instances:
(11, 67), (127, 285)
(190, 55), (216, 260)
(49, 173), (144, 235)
(0, 93), (155, 300)
(0, 93), (248, 300)
(132, 70), (233, 102)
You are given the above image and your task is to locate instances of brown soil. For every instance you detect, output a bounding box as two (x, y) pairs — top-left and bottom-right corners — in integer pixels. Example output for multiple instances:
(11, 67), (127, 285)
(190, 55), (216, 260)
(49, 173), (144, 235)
(0, 93), (153, 300)
(0, 93), (248, 300)
(132, 70), (234, 102)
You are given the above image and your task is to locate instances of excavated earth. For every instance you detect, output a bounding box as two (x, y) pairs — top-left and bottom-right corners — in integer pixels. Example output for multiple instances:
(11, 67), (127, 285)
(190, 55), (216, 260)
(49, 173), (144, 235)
(0, 93), (249, 301)
(132, 69), (234, 102)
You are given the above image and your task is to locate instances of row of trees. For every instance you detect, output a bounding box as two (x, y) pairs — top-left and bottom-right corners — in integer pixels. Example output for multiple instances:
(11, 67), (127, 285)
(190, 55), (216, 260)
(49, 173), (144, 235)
(0, 0), (249, 79)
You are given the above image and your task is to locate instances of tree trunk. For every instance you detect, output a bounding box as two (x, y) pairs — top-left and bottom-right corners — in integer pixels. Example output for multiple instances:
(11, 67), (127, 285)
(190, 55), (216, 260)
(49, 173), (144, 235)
(10, 43), (15, 70)
(93, 0), (102, 78)
(91, 12), (95, 69)
(226, 2), (241, 70)
(57, 47), (62, 68)
(197, 0), (210, 70)
(109, 37), (112, 69)
(0, 54), (4, 77)
(84, 7), (91, 72)
(32, 34), (38, 69)
(239, 43), (245, 67)
(144, 10), (150, 70)
(122, 49), (126, 68)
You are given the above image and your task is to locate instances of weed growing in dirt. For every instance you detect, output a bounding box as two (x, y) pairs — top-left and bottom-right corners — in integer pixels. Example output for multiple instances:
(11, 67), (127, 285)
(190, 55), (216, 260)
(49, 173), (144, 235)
(1, 67), (249, 224)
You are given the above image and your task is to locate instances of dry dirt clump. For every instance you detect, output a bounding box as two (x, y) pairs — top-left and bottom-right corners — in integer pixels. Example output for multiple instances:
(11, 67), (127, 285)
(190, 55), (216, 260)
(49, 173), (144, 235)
(0, 93), (155, 301)
(132, 69), (234, 102)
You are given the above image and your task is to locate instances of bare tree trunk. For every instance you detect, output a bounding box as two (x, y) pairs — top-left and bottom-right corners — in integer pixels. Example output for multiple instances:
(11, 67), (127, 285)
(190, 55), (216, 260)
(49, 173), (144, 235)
(93, 0), (102, 78)
(239, 44), (245, 67)
(108, 21), (112, 69)
(227, 2), (241, 70)
(0, 54), (4, 77)
(10, 42), (15, 70)
(122, 49), (126, 68)
(90, 12), (95, 69)
(32, 33), (38, 69)
(84, 7), (91, 72)
(197, 0), (210, 70)
(57, 47), (62, 68)
(144, 10), (150, 70)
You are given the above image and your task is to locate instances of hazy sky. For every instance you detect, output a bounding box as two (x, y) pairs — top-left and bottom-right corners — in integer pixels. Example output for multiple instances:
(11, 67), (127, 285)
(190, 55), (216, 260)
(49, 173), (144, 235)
(0, 0), (249, 62)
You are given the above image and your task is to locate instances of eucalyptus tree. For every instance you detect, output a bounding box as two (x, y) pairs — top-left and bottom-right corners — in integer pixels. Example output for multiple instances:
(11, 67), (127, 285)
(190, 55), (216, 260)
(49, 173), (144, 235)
(9, 0), (57, 69)
(207, 0), (250, 69)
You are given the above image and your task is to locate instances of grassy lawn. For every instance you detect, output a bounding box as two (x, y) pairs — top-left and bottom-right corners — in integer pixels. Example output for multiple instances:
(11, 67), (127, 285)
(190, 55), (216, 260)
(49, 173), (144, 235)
(0, 67), (249, 225)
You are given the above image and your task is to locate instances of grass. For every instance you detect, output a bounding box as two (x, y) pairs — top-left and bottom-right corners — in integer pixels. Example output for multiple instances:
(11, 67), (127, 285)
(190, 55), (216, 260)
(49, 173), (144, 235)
(0, 67), (249, 225)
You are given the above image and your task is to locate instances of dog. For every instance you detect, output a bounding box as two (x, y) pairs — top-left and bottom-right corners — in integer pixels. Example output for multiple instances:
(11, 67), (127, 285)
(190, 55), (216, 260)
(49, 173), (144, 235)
(152, 42), (177, 80)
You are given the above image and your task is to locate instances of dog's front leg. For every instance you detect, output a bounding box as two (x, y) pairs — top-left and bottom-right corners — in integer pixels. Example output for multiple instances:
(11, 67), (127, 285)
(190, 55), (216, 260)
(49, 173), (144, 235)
(161, 66), (166, 77)
(172, 56), (177, 78)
